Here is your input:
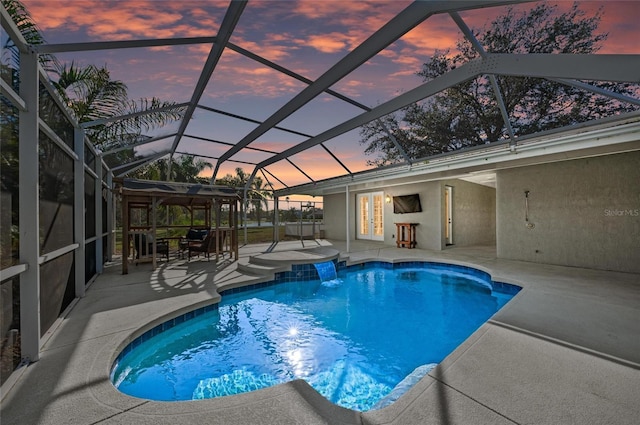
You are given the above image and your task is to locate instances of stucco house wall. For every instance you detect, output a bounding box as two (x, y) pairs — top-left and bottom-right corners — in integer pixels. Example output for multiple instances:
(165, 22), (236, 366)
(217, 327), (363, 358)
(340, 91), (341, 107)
(323, 179), (496, 251)
(384, 181), (442, 250)
(323, 193), (351, 241)
(440, 179), (496, 248)
(496, 151), (640, 273)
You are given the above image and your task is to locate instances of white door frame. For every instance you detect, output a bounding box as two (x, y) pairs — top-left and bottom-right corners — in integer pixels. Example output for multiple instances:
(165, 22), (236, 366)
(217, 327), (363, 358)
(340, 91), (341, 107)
(356, 191), (384, 241)
(445, 185), (453, 245)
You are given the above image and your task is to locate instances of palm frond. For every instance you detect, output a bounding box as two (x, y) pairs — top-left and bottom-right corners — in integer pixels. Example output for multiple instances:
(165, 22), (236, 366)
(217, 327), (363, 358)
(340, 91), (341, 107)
(1, 0), (58, 71)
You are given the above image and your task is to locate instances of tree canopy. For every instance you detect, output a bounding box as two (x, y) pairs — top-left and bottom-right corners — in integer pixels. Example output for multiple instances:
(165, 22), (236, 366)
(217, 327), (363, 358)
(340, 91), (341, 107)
(359, 3), (639, 167)
(138, 154), (212, 184)
(215, 168), (273, 225)
(53, 63), (185, 150)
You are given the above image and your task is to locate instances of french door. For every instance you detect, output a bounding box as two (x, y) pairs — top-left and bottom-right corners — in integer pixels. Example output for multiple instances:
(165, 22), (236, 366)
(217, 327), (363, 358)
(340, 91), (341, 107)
(356, 192), (384, 241)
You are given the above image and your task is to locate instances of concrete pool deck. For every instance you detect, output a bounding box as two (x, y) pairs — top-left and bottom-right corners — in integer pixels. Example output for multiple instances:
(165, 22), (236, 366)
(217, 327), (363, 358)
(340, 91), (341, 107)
(1, 240), (639, 424)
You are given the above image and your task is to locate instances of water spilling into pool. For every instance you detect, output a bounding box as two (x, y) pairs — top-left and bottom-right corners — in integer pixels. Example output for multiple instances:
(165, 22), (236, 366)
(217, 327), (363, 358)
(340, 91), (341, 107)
(313, 260), (338, 282)
(112, 263), (519, 411)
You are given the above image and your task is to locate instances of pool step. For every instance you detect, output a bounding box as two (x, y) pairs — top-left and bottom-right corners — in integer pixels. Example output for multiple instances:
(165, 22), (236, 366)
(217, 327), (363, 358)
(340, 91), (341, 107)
(235, 247), (342, 281)
(236, 259), (288, 277)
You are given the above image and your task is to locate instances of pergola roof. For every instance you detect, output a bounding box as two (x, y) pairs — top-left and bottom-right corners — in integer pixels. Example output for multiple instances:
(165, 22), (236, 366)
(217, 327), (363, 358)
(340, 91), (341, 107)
(117, 178), (239, 207)
(11, 0), (640, 194)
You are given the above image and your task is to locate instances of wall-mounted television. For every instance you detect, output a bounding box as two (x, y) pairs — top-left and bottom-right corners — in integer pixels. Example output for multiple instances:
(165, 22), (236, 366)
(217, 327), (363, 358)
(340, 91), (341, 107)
(393, 194), (422, 214)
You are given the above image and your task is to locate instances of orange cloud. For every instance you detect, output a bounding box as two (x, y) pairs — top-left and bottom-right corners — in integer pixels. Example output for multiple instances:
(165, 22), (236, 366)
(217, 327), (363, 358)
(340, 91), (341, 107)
(23, 0), (227, 41)
(304, 34), (347, 54)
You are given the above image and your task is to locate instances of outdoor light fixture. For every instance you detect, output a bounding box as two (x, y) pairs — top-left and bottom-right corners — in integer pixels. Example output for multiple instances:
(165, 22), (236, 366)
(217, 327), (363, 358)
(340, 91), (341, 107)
(385, 194), (392, 204)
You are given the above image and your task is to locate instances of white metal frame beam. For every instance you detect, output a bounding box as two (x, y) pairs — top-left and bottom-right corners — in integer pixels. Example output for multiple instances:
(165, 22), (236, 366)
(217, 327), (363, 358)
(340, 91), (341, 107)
(101, 133), (178, 157)
(487, 54), (640, 82)
(223, 42), (408, 166)
(167, 1), (247, 164)
(213, 0), (456, 179)
(73, 128), (86, 298)
(34, 36), (217, 54)
(0, 5), (30, 53)
(18, 50), (41, 362)
(550, 78), (640, 107)
(112, 150), (169, 176)
(174, 151), (257, 167)
(254, 57), (481, 170)
(0, 78), (26, 111)
(253, 53), (640, 171)
(450, 12), (516, 143)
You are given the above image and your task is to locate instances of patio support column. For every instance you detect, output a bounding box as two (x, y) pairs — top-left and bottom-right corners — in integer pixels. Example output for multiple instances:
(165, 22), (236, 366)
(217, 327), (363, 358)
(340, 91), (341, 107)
(242, 187), (248, 245)
(95, 155), (103, 274)
(18, 50), (41, 361)
(215, 199), (221, 263)
(106, 170), (114, 262)
(122, 195), (129, 274)
(345, 185), (350, 253)
(233, 199), (239, 259)
(151, 195), (157, 269)
(274, 197), (279, 242)
(73, 127), (86, 297)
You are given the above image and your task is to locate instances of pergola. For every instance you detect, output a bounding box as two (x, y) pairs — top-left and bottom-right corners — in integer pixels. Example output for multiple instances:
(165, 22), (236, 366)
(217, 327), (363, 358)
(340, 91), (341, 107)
(117, 179), (240, 274)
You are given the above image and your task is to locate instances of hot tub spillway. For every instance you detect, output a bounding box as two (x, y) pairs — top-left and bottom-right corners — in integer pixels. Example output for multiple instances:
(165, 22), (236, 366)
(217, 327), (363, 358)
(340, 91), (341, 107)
(314, 261), (337, 282)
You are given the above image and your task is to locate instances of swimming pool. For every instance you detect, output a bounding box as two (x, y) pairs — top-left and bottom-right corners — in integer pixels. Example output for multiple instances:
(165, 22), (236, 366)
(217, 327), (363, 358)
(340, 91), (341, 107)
(111, 262), (520, 411)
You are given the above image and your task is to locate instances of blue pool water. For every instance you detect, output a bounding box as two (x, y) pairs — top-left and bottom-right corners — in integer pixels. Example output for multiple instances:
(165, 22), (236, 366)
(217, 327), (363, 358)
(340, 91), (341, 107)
(111, 263), (519, 411)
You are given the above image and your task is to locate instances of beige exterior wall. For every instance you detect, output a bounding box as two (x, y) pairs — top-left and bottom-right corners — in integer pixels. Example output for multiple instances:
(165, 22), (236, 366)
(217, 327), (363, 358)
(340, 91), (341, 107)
(441, 179), (496, 248)
(323, 193), (350, 241)
(384, 182), (442, 250)
(323, 183), (442, 249)
(496, 151), (640, 273)
(323, 179), (496, 250)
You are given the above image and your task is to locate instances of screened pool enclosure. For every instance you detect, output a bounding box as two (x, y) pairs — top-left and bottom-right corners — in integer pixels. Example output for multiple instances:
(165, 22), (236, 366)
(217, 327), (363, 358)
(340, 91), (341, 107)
(1, 0), (639, 391)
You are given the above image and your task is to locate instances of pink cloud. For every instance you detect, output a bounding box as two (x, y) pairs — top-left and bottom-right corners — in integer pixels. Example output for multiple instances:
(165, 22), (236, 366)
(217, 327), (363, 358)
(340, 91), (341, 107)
(22, 0), (227, 41)
(304, 33), (348, 54)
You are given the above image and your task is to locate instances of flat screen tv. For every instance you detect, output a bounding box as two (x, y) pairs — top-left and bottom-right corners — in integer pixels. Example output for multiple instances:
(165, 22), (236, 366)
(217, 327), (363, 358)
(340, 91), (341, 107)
(393, 194), (422, 214)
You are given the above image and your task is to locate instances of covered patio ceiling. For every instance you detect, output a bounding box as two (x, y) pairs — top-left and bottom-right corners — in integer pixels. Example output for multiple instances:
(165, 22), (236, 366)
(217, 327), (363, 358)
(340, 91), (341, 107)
(17, 0), (640, 193)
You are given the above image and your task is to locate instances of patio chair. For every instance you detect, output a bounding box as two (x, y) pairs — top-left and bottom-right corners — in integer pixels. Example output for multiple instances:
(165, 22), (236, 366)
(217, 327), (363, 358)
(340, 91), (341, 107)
(179, 228), (208, 258)
(187, 230), (215, 261)
(133, 233), (169, 260)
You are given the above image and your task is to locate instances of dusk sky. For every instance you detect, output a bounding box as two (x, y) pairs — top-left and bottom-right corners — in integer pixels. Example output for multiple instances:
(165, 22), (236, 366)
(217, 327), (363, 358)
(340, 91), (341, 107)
(17, 0), (640, 194)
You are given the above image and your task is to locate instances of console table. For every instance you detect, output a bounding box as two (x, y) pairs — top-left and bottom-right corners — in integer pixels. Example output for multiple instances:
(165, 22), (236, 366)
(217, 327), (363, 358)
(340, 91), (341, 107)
(395, 223), (418, 249)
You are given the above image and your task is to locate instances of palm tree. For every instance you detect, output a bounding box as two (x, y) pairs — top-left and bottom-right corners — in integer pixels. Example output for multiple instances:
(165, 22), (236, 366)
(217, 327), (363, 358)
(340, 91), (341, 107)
(215, 168), (273, 226)
(1, 0), (57, 75)
(249, 176), (271, 226)
(139, 154), (211, 183)
(53, 63), (185, 151)
(3, 0), (186, 169)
